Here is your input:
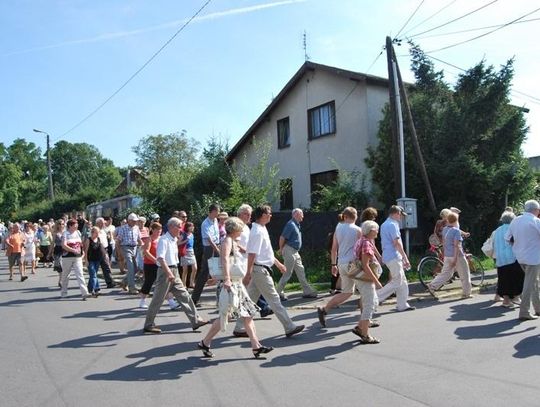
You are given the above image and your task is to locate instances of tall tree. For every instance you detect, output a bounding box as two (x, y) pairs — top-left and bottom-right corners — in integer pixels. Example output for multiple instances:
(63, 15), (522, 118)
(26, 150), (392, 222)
(132, 132), (199, 179)
(366, 46), (535, 242)
(50, 141), (121, 197)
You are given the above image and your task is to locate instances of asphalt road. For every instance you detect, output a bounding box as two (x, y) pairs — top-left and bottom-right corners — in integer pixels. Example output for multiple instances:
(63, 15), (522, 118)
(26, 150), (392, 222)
(1, 255), (539, 407)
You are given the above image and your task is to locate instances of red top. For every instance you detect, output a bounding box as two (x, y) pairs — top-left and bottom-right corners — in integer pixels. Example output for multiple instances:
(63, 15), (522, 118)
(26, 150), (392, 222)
(143, 238), (158, 265)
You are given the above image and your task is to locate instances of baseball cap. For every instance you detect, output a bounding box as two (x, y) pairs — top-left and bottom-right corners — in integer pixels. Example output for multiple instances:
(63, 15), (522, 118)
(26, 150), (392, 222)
(127, 213), (139, 221)
(389, 205), (408, 216)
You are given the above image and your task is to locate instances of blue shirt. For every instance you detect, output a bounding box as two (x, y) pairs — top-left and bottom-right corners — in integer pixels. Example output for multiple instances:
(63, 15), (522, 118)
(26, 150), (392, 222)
(183, 232), (194, 250)
(381, 217), (401, 263)
(281, 219), (302, 250)
(201, 217), (219, 247)
(442, 225), (463, 257)
(493, 224), (516, 267)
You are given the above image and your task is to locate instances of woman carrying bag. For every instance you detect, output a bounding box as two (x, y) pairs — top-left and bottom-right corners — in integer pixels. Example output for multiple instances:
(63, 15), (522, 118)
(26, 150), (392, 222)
(198, 217), (273, 359)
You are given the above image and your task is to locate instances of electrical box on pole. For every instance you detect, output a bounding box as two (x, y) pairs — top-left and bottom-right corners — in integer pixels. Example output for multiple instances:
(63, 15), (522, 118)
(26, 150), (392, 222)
(397, 197), (417, 229)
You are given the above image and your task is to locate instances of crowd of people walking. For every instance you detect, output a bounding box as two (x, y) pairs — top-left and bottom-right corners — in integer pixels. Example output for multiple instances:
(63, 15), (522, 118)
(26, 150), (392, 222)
(2, 199), (540, 357)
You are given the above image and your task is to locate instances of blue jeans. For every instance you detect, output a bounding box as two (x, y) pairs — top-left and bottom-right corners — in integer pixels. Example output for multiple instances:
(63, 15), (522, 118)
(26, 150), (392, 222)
(87, 261), (101, 293)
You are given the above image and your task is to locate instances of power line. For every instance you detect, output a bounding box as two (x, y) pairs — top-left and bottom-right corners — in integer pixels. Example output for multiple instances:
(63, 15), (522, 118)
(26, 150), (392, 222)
(425, 6), (540, 53)
(406, 0), (498, 39)
(414, 17), (540, 40)
(58, 0), (213, 139)
(364, 47), (384, 74)
(401, 0), (457, 37)
(394, 0), (425, 39)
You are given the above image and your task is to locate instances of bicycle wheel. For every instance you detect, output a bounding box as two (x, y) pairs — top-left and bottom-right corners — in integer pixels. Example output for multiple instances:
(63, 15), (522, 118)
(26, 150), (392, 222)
(418, 256), (443, 289)
(468, 255), (485, 287)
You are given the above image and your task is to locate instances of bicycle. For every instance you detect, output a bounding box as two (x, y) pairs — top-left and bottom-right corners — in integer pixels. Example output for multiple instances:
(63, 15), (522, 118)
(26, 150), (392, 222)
(418, 237), (484, 289)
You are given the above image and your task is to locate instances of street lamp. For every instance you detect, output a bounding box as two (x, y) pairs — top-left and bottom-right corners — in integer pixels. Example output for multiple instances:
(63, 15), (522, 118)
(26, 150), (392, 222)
(33, 128), (55, 200)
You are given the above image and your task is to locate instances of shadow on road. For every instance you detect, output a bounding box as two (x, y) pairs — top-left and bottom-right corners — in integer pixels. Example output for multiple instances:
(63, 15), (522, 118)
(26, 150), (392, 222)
(448, 300), (506, 321)
(85, 338), (258, 382)
(513, 334), (540, 358)
(454, 319), (535, 340)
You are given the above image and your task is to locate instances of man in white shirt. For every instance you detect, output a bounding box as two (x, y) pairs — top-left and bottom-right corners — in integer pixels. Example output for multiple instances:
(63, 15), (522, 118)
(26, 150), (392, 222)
(234, 205), (304, 338)
(143, 217), (208, 334)
(505, 200), (540, 321)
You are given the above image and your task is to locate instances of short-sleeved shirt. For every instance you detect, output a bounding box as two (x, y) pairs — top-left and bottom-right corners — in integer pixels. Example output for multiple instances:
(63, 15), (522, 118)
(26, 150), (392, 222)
(442, 225), (463, 257)
(334, 222), (361, 265)
(355, 236), (376, 260)
(247, 222), (274, 267)
(7, 233), (24, 254)
(116, 224), (140, 246)
(201, 217), (219, 247)
(281, 219), (302, 250)
(381, 217), (401, 264)
(156, 232), (178, 266)
(62, 230), (83, 257)
(505, 212), (540, 265)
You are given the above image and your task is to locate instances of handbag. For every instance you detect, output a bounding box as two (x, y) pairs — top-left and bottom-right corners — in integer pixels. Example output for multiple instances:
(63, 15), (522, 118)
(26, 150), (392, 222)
(481, 231), (496, 258)
(346, 238), (379, 281)
(208, 252), (246, 281)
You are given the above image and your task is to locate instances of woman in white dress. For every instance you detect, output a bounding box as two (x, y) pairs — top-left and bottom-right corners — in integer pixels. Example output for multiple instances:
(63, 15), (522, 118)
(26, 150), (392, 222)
(23, 223), (38, 275)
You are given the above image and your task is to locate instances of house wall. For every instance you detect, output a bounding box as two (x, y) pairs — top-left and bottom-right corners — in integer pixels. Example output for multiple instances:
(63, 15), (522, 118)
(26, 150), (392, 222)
(236, 69), (388, 209)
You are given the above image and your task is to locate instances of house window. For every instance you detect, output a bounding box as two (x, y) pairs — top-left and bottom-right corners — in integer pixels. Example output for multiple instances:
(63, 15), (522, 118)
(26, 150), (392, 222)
(310, 170), (338, 207)
(280, 178), (293, 210)
(277, 117), (290, 149)
(308, 101), (336, 139)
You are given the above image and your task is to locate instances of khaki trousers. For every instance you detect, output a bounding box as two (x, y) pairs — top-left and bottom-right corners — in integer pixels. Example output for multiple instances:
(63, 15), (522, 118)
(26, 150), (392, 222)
(276, 244), (316, 296)
(430, 255), (472, 296)
(144, 266), (200, 329)
(518, 264), (540, 318)
(235, 264), (296, 333)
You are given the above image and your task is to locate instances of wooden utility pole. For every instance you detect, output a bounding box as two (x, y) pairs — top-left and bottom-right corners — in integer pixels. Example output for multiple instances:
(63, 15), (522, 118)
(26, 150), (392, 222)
(385, 36), (401, 199)
(392, 47), (437, 213)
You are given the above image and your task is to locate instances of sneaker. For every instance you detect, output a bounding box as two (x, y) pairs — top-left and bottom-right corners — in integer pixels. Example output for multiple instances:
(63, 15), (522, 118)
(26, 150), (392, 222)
(302, 292), (319, 299)
(21, 276), (28, 282)
(426, 285), (437, 298)
(139, 299), (148, 309)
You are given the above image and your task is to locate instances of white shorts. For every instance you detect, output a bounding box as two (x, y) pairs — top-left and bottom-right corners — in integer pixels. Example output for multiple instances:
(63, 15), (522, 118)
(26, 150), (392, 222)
(181, 250), (196, 267)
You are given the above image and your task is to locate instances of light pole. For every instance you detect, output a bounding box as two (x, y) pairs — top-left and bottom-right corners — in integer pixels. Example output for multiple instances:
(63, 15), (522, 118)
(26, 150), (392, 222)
(33, 129), (55, 200)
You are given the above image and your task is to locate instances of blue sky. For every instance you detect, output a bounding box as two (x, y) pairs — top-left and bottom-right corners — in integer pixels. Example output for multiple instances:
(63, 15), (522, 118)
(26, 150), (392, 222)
(2, 0), (539, 167)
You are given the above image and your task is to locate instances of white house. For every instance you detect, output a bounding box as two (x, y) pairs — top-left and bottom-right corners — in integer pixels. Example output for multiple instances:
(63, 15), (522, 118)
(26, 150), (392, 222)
(226, 61), (390, 209)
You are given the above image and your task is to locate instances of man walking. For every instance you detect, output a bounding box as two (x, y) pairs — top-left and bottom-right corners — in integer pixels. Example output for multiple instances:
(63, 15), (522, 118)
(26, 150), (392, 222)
(143, 217), (208, 334)
(6, 223), (27, 281)
(505, 200), (540, 321)
(377, 205), (415, 312)
(276, 208), (318, 300)
(191, 204), (221, 306)
(116, 213), (142, 294)
(234, 205), (304, 338)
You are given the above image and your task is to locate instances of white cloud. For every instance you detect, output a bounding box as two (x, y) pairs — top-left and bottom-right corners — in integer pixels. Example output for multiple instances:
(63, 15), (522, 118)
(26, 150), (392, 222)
(2, 0), (307, 56)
